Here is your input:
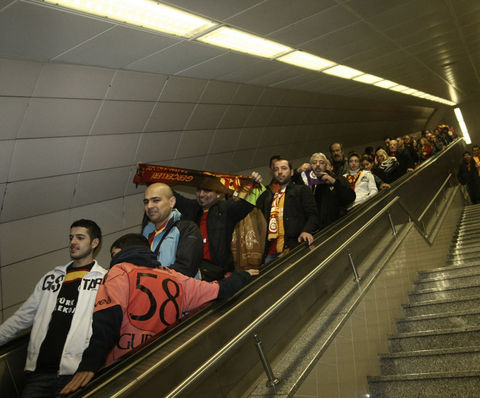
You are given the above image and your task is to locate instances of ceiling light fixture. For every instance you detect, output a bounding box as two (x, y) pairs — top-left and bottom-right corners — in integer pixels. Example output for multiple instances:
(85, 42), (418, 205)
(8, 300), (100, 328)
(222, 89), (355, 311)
(353, 74), (383, 84)
(374, 80), (398, 89)
(40, 0), (217, 38)
(197, 26), (292, 58)
(322, 65), (363, 79)
(389, 85), (410, 92)
(277, 51), (335, 71)
(34, 0), (456, 106)
(454, 108), (471, 144)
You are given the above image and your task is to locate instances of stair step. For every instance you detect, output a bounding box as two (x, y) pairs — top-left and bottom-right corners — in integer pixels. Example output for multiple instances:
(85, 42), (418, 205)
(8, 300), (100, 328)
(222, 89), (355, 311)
(450, 241), (480, 251)
(450, 246), (480, 256)
(454, 229), (480, 238)
(454, 227), (480, 235)
(403, 295), (480, 317)
(409, 284), (480, 303)
(446, 257), (480, 266)
(368, 371), (480, 398)
(448, 253), (480, 262)
(458, 217), (480, 225)
(388, 326), (480, 353)
(418, 263), (480, 280)
(379, 347), (480, 375)
(414, 272), (480, 290)
(397, 310), (480, 332)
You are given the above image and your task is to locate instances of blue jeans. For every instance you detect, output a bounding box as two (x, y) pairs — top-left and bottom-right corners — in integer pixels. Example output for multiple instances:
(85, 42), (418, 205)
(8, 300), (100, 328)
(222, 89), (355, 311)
(22, 372), (73, 398)
(264, 252), (281, 264)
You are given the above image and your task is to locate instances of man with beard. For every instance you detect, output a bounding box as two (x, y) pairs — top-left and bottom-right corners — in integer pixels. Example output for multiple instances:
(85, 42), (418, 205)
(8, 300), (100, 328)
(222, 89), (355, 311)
(307, 152), (356, 230)
(329, 142), (349, 177)
(142, 183), (203, 278)
(256, 158), (319, 263)
(0, 219), (107, 397)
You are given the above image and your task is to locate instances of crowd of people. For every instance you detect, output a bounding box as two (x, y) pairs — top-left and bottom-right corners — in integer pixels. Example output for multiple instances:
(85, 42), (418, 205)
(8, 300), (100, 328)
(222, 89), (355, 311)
(0, 124), (466, 397)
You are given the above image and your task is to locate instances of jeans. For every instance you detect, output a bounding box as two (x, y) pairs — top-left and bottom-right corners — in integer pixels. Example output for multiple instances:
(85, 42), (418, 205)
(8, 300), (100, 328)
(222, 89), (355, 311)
(264, 252), (281, 264)
(22, 372), (73, 398)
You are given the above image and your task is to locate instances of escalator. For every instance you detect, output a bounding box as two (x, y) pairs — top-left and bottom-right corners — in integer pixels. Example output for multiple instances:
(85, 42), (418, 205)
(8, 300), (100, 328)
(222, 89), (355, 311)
(0, 138), (466, 397)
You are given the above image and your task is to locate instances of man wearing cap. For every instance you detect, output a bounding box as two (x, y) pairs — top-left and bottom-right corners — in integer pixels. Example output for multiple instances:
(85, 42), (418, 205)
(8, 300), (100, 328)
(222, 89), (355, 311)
(174, 172), (264, 281)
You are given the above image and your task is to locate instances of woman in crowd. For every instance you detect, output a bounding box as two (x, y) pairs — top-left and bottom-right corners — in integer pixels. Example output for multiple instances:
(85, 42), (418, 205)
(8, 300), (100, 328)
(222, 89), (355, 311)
(344, 153), (378, 208)
(418, 136), (434, 163)
(373, 148), (403, 184)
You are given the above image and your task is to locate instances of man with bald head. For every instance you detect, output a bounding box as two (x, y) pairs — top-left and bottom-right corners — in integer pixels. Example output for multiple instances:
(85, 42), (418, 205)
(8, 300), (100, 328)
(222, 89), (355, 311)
(142, 183), (203, 278)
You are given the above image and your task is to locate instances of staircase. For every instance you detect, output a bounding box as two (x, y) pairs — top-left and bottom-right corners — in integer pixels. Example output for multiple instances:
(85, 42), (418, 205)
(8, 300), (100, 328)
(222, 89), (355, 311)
(368, 203), (480, 397)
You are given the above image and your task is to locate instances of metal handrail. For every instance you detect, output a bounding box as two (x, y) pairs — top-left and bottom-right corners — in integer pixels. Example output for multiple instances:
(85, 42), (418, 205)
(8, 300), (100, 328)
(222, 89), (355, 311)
(165, 170), (459, 397)
(68, 138), (465, 397)
(418, 173), (453, 221)
(167, 203), (402, 396)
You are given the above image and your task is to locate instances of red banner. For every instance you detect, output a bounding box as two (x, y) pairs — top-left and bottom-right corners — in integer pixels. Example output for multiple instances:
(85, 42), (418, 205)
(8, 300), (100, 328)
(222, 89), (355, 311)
(133, 163), (256, 197)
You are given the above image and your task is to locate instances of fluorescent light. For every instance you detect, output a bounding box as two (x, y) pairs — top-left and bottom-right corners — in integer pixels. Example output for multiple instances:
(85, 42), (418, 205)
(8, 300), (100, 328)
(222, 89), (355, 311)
(353, 74), (383, 84)
(389, 85), (410, 92)
(454, 108), (471, 144)
(322, 65), (363, 79)
(277, 51), (335, 71)
(374, 80), (397, 89)
(197, 26), (292, 58)
(41, 0), (217, 38)
(36, 0), (458, 105)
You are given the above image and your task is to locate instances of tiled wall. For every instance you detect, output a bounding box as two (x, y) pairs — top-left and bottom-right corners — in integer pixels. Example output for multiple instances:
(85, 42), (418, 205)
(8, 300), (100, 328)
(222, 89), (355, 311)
(294, 189), (464, 397)
(0, 57), (434, 321)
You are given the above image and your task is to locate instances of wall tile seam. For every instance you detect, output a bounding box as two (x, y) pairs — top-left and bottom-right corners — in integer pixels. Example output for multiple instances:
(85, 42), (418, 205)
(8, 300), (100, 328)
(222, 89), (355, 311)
(1, 165), (137, 185)
(1, 145), (315, 185)
(0, 192), (143, 224)
(0, 95), (433, 114)
(0, 224), (142, 270)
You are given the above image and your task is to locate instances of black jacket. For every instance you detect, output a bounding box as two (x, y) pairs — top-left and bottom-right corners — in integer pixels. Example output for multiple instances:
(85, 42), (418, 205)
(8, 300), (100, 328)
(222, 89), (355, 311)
(312, 174), (356, 230)
(174, 191), (253, 273)
(393, 148), (415, 174)
(256, 182), (319, 252)
(458, 160), (480, 203)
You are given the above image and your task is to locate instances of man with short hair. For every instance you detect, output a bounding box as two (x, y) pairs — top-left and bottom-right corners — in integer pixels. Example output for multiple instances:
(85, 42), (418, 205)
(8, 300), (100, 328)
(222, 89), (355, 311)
(388, 139), (415, 174)
(60, 233), (258, 394)
(299, 153), (322, 189)
(174, 172), (264, 281)
(329, 142), (348, 177)
(306, 153), (356, 229)
(458, 151), (480, 204)
(142, 183), (202, 278)
(256, 158), (319, 263)
(0, 219), (107, 398)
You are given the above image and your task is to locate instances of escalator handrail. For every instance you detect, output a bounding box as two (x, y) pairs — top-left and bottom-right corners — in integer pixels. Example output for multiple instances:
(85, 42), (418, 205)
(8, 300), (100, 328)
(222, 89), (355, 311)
(73, 137), (465, 396)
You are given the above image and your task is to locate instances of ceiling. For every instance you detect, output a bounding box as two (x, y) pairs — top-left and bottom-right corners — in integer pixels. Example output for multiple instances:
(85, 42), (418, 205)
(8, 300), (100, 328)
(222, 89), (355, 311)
(0, 0), (479, 106)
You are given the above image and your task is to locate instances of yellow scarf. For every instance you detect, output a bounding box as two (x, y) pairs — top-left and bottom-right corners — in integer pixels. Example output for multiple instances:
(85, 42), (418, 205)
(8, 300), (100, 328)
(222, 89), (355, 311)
(267, 189), (286, 253)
